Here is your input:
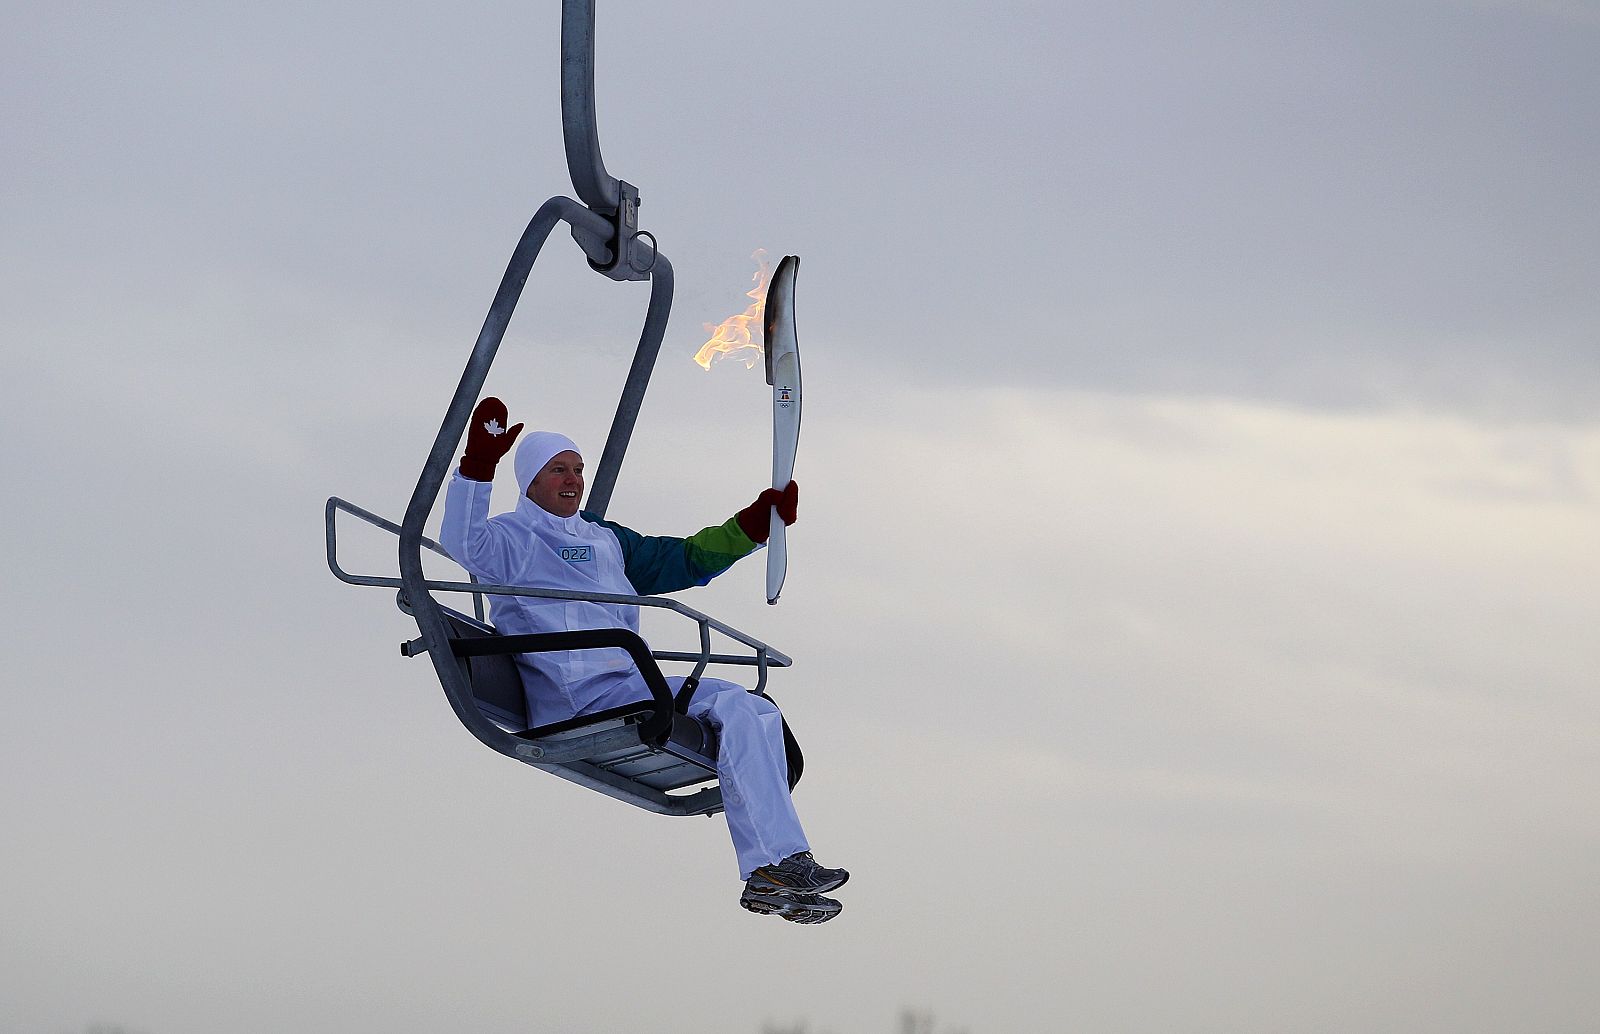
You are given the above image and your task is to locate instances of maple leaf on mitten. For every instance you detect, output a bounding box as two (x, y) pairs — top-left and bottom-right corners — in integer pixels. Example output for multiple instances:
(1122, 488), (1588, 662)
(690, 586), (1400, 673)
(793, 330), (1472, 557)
(460, 397), (523, 481)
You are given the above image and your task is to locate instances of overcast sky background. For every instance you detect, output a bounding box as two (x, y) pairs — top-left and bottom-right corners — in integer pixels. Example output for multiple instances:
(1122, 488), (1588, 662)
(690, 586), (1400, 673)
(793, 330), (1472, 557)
(3, 1), (1598, 1032)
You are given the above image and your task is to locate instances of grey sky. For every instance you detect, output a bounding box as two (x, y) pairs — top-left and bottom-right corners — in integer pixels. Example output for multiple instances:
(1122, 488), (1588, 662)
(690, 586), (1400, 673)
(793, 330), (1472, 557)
(3, 2), (1598, 1033)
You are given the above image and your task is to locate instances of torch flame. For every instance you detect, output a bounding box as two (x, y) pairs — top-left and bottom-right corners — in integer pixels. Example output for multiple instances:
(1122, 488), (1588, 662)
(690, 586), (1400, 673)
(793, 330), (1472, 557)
(694, 249), (771, 370)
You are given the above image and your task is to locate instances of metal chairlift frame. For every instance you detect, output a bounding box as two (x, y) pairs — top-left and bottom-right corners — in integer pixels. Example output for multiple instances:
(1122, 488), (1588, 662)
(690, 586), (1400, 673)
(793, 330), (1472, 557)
(323, 0), (792, 818)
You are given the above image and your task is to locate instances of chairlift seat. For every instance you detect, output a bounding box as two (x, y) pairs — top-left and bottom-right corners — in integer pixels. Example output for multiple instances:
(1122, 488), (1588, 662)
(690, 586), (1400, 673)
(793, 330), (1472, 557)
(436, 607), (799, 817)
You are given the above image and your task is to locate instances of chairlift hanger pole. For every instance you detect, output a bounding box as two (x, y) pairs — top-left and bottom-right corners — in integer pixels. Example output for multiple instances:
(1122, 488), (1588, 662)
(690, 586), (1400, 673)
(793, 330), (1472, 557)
(560, 0), (663, 514)
(561, 0), (622, 215)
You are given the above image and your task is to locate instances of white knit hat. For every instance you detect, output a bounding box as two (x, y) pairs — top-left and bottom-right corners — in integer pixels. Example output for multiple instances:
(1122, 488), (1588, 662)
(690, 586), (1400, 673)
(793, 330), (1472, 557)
(514, 431), (582, 495)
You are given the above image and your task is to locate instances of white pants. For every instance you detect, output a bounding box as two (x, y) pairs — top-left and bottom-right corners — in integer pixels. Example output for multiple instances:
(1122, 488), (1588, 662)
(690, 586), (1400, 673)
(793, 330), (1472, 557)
(584, 675), (809, 879)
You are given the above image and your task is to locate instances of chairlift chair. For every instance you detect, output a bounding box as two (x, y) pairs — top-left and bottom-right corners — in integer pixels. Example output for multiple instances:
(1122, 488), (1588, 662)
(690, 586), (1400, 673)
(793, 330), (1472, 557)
(323, 0), (799, 818)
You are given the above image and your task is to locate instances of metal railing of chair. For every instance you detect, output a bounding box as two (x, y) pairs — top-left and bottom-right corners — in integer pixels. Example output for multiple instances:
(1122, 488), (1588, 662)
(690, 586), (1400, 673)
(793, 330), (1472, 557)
(327, 496), (790, 682)
(326, 496), (486, 623)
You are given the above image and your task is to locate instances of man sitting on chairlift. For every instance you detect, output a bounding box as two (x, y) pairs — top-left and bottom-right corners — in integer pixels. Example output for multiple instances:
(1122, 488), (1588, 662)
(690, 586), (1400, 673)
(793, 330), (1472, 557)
(441, 397), (848, 924)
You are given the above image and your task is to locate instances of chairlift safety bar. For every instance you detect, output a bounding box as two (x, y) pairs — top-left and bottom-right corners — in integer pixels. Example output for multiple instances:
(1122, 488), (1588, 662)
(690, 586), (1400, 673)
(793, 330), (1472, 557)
(328, 496), (792, 669)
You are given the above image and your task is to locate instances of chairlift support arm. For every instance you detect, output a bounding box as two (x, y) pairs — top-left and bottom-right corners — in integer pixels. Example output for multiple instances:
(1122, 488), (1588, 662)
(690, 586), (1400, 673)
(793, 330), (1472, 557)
(562, 0), (620, 214)
(561, 0), (653, 282)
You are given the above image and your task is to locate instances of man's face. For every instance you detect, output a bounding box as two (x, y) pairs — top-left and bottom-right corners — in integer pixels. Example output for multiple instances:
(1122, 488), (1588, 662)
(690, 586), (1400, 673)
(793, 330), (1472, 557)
(527, 450), (585, 517)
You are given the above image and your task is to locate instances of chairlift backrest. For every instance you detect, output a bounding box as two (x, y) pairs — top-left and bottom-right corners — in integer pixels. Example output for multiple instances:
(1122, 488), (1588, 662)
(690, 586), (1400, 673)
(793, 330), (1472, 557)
(437, 606), (527, 730)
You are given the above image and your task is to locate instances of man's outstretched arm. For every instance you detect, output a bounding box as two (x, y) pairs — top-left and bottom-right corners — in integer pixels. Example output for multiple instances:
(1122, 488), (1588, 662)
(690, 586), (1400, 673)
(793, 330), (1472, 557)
(584, 482), (798, 595)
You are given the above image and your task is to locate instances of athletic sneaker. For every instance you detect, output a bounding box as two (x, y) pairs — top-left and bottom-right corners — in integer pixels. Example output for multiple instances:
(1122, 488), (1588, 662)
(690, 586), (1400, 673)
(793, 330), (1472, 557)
(745, 852), (850, 897)
(740, 887), (843, 924)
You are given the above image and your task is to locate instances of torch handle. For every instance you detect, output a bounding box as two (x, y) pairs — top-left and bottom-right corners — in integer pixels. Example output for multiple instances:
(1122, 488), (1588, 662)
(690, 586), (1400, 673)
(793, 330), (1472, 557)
(765, 508), (787, 605)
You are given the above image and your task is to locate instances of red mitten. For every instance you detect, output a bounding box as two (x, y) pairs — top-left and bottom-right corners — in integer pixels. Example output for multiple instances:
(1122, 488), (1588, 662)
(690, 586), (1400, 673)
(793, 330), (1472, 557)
(459, 397), (523, 481)
(735, 481), (799, 544)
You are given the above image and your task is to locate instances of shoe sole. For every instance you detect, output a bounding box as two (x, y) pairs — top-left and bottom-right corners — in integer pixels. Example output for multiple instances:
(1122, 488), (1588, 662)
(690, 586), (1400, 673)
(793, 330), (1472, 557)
(740, 891), (842, 924)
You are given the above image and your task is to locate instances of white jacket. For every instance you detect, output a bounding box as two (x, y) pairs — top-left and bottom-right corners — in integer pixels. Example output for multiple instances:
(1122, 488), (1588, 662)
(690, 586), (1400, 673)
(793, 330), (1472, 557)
(441, 473), (643, 724)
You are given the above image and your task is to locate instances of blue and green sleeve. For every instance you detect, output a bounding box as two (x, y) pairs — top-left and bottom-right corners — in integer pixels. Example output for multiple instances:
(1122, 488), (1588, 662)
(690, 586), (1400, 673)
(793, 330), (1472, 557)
(580, 512), (758, 595)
